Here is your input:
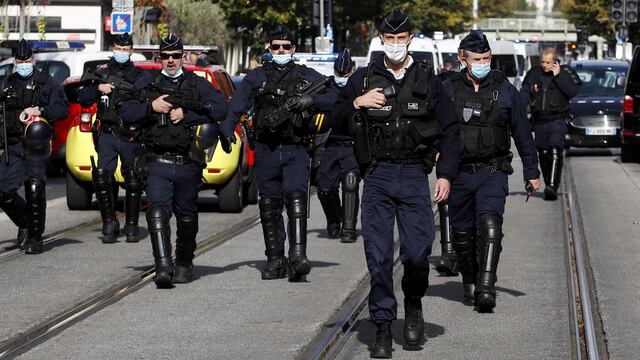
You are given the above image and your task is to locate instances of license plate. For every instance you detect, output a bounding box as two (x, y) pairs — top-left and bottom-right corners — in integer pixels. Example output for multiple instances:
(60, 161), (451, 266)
(585, 127), (615, 135)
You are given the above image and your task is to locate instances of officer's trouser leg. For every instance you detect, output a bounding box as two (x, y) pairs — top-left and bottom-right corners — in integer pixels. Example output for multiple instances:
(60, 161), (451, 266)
(475, 214), (503, 312)
(340, 169), (360, 243)
(317, 189), (341, 238)
(147, 205), (174, 288)
(24, 177), (46, 254)
(174, 214), (197, 283)
(123, 169), (143, 242)
(451, 227), (477, 305)
(92, 167), (119, 243)
(286, 191), (311, 281)
(259, 197), (287, 280)
(435, 202), (458, 276)
(0, 190), (28, 248)
(545, 146), (564, 201)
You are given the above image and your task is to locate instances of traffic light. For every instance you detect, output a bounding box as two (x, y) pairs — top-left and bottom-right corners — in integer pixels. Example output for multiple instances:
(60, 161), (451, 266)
(313, 0), (332, 27)
(626, 0), (638, 23)
(612, 0), (625, 23)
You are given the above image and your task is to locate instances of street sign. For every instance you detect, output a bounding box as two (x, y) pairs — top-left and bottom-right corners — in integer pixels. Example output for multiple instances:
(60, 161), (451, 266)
(112, 0), (134, 11)
(111, 12), (132, 34)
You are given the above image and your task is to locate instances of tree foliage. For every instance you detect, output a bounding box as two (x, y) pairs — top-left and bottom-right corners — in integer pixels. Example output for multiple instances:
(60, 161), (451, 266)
(164, 0), (228, 46)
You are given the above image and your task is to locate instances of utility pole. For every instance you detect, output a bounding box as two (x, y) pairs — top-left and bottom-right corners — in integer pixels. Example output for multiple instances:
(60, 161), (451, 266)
(472, 0), (478, 30)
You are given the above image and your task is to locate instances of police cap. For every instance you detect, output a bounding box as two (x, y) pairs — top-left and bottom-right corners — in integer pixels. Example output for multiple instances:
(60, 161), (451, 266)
(159, 33), (183, 52)
(15, 39), (33, 60)
(379, 10), (412, 34)
(334, 48), (354, 76)
(460, 30), (491, 53)
(269, 26), (294, 44)
(114, 32), (133, 46)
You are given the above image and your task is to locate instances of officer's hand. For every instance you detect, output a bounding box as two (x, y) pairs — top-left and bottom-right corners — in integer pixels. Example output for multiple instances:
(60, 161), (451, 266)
(220, 134), (236, 154)
(152, 94), (173, 113)
(528, 178), (542, 192)
(292, 94), (314, 111)
(354, 88), (386, 109)
(98, 83), (114, 95)
(170, 108), (184, 124)
(552, 63), (561, 77)
(433, 178), (451, 204)
(533, 84), (540, 93)
(20, 107), (41, 124)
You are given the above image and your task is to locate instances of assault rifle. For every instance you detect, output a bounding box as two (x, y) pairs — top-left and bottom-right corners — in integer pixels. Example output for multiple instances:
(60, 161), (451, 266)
(263, 76), (332, 132)
(81, 69), (137, 94)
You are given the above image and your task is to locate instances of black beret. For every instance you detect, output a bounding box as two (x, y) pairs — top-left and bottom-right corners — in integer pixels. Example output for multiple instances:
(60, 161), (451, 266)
(379, 10), (412, 34)
(15, 39), (33, 60)
(460, 30), (491, 53)
(269, 25), (294, 43)
(114, 32), (133, 46)
(334, 48), (354, 76)
(159, 33), (183, 52)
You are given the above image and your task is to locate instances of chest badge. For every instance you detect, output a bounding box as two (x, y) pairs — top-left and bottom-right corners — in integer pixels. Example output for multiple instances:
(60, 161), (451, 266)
(407, 102), (419, 111)
(463, 107), (473, 122)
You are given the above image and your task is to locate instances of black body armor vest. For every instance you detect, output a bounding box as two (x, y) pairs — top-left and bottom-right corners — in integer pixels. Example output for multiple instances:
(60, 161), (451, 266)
(141, 72), (199, 154)
(529, 66), (570, 114)
(362, 61), (439, 162)
(450, 71), (510, 161)
(1, 71), (47, 144)
(96, 63), (144, 125)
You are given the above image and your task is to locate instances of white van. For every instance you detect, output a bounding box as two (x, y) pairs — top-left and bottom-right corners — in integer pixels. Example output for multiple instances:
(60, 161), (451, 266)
(488, 40), (520, 87)
(514, 42), (540, 85)
(435, 39), (461, 72)
(366, 34), (438, 73)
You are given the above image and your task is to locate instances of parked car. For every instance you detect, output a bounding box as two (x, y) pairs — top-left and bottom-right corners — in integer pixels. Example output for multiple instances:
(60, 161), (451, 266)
(366, 33), (438, 73)
(488, 40), (520, 88)
(566, 60), (628, 148)
(621, 46), (640, 162)
(64, 61), (257, 212)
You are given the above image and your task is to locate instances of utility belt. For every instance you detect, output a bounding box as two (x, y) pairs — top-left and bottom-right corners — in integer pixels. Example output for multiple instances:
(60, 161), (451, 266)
(459, 154), (513, 174)
(376, 157), (423, 165)
(257, 134), (308, 146)
(146, 152), (195, 166)
(532, 111), (568, 123)
(326, 138), (354, 147)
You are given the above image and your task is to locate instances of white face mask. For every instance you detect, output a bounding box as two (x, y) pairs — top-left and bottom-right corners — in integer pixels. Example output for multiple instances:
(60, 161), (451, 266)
(383, 42), (408, 64)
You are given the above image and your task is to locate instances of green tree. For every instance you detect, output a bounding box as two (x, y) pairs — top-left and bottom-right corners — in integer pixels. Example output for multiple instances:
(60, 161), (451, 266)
(165, 0), (228, 46)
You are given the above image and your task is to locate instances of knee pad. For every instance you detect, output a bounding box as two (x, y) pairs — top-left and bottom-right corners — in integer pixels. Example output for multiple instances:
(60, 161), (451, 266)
(24, 177), (45, 199)
(476, 214), (503, 242)
(341, 170), (360, 192)
(317, 188), (338, 200)
(92, 167), (112, 188)
(124, 169), (144, 192)
(146, 205), (170, 229)
(285, 191), (306, 218)
(259, 197), (283, 214)
(452, 227), (475, 249)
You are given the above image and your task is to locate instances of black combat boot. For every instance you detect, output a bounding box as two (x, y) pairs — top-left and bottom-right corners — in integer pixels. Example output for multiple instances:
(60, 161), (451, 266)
(317, 189), (341, 238)
(123, 170), (143, 243)
(370, 322), (392, 358)
(24, 177), (46, 254)
(286, 191), (311, 282)
(340, 170), (360, 243)
(544, 146), (564, 201)
(174, 215), (198, 284)
(538, 148), (550, 186)
(92, 168), (119, 243)
(403, 296), (424, 346)
(0, 190), (28, 249)
(475, 214), (503, 313)
(147, 206), (174, 288)
(435, 202), (458, 276)
(452, 227), (478, 306)
(259, 197), (287, 280)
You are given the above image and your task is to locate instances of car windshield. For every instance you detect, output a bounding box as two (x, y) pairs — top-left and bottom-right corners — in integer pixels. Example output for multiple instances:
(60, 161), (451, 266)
(575, 68), (627, 97)
(491, 55), (517, 77)
(440, 52), (458, 71)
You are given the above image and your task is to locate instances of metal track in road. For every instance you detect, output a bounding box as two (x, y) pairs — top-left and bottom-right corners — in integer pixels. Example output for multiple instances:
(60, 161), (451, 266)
(563, 159), (607, 360)
(0, 215), (260, 359)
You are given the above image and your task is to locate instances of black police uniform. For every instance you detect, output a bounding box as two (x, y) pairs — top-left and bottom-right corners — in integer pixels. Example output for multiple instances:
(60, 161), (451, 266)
(315, 48), (360, 243)
(220, 27), (338, 282)
(442, 30), (540, 312)
(78, 33), (152, 243)
(120, 35), (228, 288)
(520, 63), (580, 200)
(0, 39), (69, 254)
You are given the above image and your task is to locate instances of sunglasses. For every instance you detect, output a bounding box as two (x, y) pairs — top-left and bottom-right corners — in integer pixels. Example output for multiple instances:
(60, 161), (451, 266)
(160, 52), (183, 60)
(270, 44), (293, 51)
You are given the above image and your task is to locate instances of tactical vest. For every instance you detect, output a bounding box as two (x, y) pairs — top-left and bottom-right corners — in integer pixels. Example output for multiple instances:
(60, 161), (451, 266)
(362, 61), (439, 162)
(141, 71), (199, 154)
(254, 62), (308, 142)
(1, 71), (47, 143)
(450, 70), (510, 161)
(530, 66), (571, 114)
(97, 63), (144, 125)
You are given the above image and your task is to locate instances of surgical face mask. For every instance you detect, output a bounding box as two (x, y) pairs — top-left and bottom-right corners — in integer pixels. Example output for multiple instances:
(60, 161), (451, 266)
(334, 76), (348, 87)
(113, 51), (130, 64)
(272, 54), (292, 66)
(161, 67), (184, 78)
(469, 62), (491, 80)
(459, 61), (466, 70)
(383, 42), (408, 64)
(15, 63), (34, 78)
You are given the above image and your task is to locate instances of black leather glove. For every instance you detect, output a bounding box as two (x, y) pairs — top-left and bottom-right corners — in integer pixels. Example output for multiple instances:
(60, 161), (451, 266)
(220, 134), (236, 154)
(292, 94), (313, 112)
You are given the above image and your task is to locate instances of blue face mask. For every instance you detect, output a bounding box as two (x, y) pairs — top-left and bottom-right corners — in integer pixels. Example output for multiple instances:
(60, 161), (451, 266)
(113, 51), (130, 64)
(469, 62), (491, 80)
(15, 63), (34, 78)
(272, 54), (292, 66)
(334, 76), (348, 88)
(161, 68), (184, 78)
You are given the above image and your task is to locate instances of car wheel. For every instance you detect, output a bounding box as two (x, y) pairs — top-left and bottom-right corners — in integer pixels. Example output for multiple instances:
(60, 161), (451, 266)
(218, 168), (243, 213)
(243, 170), (259, 205)
(66, 171), (93, 210)
(621, 143), (639, 163)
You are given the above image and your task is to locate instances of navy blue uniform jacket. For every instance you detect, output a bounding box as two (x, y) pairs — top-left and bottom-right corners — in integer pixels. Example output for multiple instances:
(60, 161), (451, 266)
(78, 59), (152, 108)
(519, 65), (580, 120)
(1, 70), (69, 122)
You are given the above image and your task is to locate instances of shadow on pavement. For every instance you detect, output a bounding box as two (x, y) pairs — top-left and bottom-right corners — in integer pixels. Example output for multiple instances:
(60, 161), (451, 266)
(42, 238), (83, 251)
(425, 281), (526, 303)
(348, 318), (445, 354)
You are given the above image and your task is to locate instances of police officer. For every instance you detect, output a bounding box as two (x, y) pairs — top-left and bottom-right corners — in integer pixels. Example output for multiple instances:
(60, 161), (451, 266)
(120, 34), (228, 288)
(219, 26), (338, 282)
(79, 33), (152, 243)
(0, 39), (68, 254)
(332, 10), (459, 357)
(520, 47), (580, 200)
(315, 48), (360, 243)
(442, 30), (541, 312)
